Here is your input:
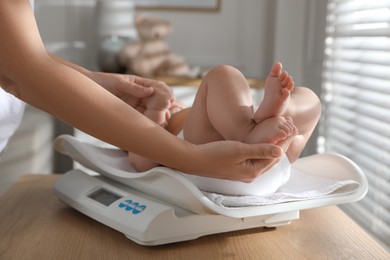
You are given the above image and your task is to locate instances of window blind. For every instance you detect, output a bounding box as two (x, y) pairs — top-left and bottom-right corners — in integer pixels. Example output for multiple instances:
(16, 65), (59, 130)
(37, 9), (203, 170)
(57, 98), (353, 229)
(320, 0), (390, 249)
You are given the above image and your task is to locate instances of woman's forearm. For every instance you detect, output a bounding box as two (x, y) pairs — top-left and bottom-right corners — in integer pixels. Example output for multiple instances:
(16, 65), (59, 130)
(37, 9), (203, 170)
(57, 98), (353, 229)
(48, 53), (93, 78)
(20, 57), (195, 169)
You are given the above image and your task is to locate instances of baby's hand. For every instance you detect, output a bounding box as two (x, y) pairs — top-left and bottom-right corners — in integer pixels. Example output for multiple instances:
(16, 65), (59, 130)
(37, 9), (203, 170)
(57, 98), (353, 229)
(136, 81), (173, 126)
(169, 99), (186, 114)
(140, 85), (186, 127)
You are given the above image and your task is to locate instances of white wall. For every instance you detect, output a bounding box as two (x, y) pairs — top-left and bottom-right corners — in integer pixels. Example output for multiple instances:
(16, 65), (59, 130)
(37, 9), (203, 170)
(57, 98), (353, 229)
(34, 0), (277, 78)
(34, 0), (326, 93)
(273, 0), (326, 96)
(274, 0), (307, 84)
(34, 0), (98, 69)
(143, 0), (275, 77)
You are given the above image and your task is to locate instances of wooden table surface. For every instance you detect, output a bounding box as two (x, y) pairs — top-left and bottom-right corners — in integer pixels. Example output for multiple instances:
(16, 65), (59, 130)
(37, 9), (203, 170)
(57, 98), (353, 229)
(1, 175), (389, 260)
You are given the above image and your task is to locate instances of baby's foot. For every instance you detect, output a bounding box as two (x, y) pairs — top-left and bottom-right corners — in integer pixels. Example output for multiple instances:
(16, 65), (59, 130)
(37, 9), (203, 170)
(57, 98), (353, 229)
(253, 62), (294, 123)
(244, 116), (297, 145)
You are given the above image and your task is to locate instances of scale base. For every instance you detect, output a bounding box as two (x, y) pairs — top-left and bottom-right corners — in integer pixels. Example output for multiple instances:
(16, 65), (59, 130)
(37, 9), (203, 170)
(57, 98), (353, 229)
(54, 170), (299, 246)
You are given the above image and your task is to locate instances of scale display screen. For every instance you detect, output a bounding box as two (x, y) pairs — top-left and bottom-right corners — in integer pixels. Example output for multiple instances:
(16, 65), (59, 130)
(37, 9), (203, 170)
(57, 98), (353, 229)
(88, 188), (122, 206)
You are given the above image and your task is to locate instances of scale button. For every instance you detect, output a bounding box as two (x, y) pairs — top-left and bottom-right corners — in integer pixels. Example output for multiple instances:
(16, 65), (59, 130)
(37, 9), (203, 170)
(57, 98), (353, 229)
(119, 199), (147, 214)
(133, 205), (147, 214)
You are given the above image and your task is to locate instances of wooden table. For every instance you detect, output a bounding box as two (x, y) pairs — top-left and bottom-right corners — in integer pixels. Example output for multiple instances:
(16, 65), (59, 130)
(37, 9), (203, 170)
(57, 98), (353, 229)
(1, 175), (389, 259)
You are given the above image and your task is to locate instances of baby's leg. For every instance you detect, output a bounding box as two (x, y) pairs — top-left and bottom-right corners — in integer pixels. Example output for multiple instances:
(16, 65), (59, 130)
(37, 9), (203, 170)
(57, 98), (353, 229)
(183, 65), (291, 145)
(182, 65), (299, 197)
(284, 87), (321, 162)
(183, 65), (254, 144)
(251, 62), (321, 162)
(253, 62), (294, 123)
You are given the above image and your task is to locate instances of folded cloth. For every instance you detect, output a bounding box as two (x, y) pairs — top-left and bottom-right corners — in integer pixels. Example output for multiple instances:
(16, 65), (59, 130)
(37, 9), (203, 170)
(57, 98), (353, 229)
(203, 168), (360, 208)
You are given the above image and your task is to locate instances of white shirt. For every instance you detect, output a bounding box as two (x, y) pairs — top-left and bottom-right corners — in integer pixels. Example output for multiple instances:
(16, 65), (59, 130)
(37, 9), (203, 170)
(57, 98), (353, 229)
(0, 90), (25, 154)
(0, 0), (33, 154)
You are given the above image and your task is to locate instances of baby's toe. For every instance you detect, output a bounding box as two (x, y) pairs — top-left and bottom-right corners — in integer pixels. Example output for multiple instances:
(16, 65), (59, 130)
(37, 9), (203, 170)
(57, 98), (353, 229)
(279, 71), (288, 83)
(270, 62), (283, 77)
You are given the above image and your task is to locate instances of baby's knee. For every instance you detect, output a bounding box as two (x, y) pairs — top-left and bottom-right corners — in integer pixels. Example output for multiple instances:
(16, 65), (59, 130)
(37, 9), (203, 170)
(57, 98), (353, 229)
(201, 65), (247, 94)
(294, 87), (321, 111)
(206, 65), (242, 80)
(305, 88), (322, 114)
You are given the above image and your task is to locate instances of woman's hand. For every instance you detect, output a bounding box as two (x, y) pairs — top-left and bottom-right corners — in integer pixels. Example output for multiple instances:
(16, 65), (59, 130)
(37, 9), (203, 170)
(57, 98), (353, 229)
(90, 71), (189, 127)
(182, 140), (284, 183)
(90, 72), (184, 125)
(89, 72), (163, 106)
(184, 127), (297, 183)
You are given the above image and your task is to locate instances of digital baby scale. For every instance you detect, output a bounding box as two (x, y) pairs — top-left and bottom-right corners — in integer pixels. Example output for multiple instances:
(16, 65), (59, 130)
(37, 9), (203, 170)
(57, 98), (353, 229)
(53, 135), (368, 246)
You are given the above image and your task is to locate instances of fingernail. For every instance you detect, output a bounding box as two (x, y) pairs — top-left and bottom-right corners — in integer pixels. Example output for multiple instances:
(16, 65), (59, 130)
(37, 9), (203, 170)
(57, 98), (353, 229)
(272, 147), (282, 157)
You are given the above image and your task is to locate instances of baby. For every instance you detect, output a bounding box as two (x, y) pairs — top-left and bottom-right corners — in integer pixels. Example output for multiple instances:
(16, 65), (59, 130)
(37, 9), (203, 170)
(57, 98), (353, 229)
(128, 62), (321, 196)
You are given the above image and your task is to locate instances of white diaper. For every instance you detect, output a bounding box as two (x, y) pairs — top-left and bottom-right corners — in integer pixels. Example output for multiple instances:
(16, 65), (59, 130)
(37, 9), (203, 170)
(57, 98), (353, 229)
(178, 131), (291, 196)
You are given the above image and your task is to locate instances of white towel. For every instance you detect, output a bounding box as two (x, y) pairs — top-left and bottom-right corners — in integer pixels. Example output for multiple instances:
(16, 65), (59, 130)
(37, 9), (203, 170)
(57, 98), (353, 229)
(202, 168), (360, 208)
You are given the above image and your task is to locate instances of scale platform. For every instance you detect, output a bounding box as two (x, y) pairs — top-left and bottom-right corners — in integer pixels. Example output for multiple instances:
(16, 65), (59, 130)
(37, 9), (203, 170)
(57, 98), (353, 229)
(53, 135), (367, 246)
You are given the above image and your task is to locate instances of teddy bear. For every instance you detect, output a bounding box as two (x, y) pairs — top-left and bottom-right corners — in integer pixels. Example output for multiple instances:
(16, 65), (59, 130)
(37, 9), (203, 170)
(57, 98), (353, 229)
(118, 16), (190, 78)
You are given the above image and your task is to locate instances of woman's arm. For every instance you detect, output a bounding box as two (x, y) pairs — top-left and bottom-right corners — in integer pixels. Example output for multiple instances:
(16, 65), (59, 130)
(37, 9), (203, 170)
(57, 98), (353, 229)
(128, 108), (191, 171)
(0, 0), (282, 181)
(48, 53), (176, 115)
